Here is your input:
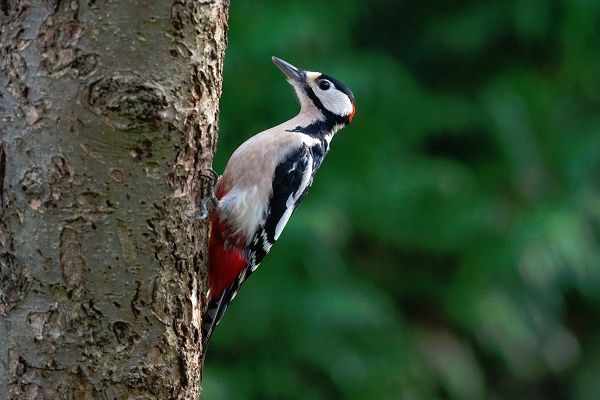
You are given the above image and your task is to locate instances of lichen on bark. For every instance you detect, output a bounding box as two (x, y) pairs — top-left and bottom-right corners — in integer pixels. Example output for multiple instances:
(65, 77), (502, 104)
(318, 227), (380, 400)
(0, 0), (228, 398)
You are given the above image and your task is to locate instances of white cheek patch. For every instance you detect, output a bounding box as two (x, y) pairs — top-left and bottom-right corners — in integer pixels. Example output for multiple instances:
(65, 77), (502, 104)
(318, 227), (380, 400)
(316, 89), (353, 117)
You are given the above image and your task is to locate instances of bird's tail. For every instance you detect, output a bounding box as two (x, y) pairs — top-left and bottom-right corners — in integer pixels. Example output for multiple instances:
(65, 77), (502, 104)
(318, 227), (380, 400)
(201, 289), (233, 366)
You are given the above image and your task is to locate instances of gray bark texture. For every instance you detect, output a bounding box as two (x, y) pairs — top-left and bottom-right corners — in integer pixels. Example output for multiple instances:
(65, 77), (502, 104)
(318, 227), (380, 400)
(0, 0), (229, 398)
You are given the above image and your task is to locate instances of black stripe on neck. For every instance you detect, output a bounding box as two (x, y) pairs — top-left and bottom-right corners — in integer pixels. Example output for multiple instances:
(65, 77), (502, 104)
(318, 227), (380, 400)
(286, 84), (348, 137)
(287, 119), (334, 137)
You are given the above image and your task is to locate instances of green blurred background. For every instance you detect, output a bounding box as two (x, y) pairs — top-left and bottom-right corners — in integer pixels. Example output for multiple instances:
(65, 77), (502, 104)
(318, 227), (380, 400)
(203, 1), (600, 398)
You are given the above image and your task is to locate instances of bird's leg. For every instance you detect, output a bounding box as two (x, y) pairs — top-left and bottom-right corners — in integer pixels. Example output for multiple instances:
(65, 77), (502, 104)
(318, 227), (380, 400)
(199, 168), (220, 221)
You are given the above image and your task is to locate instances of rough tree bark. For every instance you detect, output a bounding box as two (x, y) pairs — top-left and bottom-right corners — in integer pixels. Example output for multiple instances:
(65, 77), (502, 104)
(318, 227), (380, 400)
(0, 0), (228, 398)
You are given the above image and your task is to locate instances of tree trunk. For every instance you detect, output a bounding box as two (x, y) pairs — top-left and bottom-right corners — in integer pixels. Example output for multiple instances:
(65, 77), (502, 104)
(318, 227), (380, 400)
(0, 0), (228, 398)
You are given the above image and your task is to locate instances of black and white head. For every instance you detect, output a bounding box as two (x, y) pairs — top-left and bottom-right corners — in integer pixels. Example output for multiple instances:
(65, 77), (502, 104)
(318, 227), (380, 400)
(272, 56), (355, 126)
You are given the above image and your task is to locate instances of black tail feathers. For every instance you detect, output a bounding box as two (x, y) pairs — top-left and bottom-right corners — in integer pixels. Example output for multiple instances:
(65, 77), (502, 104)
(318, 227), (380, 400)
(201, 289), (234, 366)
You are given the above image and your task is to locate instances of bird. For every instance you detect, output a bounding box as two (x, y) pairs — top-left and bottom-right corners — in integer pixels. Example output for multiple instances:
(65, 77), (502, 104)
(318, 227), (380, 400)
(201, 56), (355, 359)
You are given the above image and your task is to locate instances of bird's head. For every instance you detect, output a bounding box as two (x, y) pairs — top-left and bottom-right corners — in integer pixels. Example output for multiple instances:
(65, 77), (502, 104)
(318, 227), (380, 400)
(272, 56), (355, 126)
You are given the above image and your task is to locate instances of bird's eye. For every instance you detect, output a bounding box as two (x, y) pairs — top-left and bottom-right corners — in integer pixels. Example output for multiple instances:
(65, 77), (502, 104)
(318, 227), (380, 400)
(318, 80), (331, 90)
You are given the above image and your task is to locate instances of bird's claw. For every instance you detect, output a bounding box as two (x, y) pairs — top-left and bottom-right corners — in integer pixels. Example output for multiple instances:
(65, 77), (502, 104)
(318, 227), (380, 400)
(200, 168), (219, 185)
(198, 194), (218, 221)
(199, 168), (220, 222)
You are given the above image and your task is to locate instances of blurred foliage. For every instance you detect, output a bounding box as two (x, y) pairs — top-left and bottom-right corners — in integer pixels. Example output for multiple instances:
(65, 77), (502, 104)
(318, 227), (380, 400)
(202, 0), (600, 398)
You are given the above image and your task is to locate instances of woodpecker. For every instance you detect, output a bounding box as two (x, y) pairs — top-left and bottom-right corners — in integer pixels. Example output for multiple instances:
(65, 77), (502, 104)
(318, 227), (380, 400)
(201, 57), (355, 357)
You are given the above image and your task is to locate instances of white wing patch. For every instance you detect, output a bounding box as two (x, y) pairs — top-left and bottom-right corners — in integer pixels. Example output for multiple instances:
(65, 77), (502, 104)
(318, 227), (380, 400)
(273, 151), (313, 241)
(251, 262), (261, 272)
(274, 195), (295, 241)
(261, 230), (272, 253)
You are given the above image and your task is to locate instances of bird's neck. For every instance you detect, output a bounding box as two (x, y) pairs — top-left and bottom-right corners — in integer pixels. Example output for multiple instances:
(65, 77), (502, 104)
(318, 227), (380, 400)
(285, 107), (345, 139)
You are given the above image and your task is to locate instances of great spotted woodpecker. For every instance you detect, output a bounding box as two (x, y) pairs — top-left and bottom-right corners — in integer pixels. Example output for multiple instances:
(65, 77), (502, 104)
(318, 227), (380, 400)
(201, 57), (355, 356)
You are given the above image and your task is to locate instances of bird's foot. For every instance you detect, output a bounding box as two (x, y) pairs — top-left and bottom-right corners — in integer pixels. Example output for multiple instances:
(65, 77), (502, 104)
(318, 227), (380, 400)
(199, 194), (219, 221)
(199, 168), (220, 221)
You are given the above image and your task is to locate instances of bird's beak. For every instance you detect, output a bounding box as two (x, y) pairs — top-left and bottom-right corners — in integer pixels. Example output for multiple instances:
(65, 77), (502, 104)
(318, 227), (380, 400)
(272, 56), (306, 83)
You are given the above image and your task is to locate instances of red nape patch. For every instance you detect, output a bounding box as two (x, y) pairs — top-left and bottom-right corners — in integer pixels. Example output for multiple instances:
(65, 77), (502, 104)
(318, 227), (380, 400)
(208, 216), (247, 300)
(348, 104), (355, 123)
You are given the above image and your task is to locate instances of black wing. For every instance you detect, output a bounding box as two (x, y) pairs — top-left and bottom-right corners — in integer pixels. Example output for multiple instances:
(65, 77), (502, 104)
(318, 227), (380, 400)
(246, 144), (314, 271)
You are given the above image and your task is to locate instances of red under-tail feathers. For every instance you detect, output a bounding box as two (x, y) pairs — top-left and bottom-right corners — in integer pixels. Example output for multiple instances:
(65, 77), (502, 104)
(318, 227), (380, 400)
(207, 215), (246, 302)
(202, 182), (248, 358)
